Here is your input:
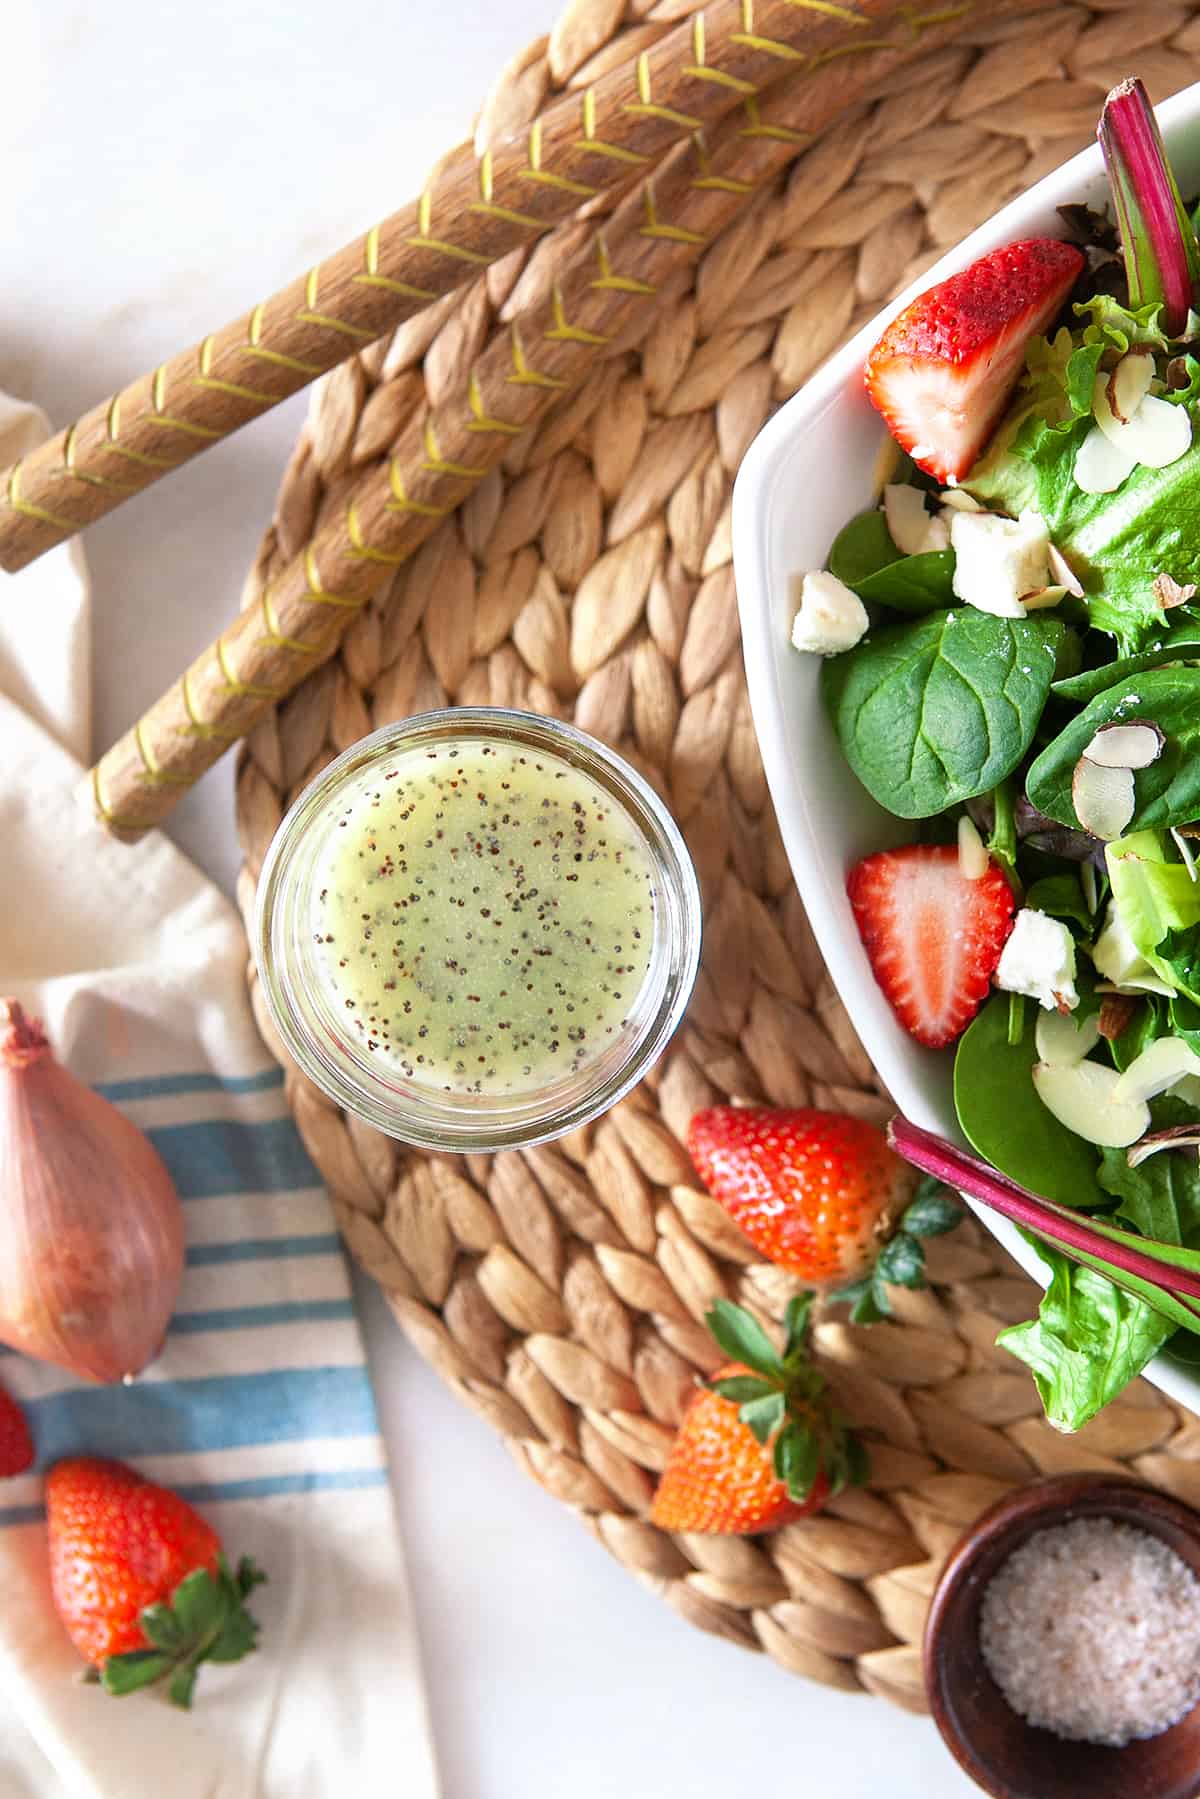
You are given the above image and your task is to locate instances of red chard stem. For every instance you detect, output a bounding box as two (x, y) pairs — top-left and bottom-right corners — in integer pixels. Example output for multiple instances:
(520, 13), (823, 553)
(1099, 77), (1199, 337)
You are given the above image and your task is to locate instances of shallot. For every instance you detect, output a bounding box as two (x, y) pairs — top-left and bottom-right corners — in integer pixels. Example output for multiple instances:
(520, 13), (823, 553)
(0, 1001), (184, 1382)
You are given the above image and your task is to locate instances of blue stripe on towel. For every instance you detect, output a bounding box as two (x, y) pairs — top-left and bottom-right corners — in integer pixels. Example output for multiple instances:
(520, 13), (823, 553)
(0, 1468), (389, 1529)
(23, 1368), (377, 1465)
(186, 1235), (343, 1267)
(171, 1300), (355, 1334)
(147, 1119), (320, 1199)
(95, 1069), (285, 1102)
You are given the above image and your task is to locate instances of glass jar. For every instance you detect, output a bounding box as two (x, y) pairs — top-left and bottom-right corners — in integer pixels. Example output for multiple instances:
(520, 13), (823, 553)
(254, 708), (702, 1151)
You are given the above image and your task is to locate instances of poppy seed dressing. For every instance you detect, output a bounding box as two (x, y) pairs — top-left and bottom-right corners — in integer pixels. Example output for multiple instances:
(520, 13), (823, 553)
(312, 741), (659, 1096)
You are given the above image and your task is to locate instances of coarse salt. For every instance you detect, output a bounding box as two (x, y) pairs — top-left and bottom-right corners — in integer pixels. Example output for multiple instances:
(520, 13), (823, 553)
(979, 1516), (1200, 1746)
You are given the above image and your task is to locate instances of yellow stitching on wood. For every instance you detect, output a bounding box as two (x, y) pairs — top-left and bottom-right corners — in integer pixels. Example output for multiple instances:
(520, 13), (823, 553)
(216, 634), (285, 698)
(104, 442), (181, 470)
(544, 284), (610, 346)
(683, 10), (758, 93)
(297, 309), (376, 341)
(262, 587), (320, 653)
(729, 31), (804, 58)
(91, 763), (148, 833)
(357, 224), (437, 300)
(810, 36), (896, 64)
(386, 463), (452, 518)
(466, 372), (525, 435)
(418, 189), (433, 237)
(179, 669), (242, 739)
(640, 184), (707, 246)
(590, 235), (657, 296)
(623, 54), (703, 129)
(468, 200), (546, 231)
(63, 425), (138, 492)
(302, 545), (363, 606)
(578, 87), (651, 163)
(902, 1), (973, 25)
(404, 233), (492, 266)
(422, 416), (489, 474)
(523, 120), (599, 196)
(776, 0), (866, 20)
(148, 369), (225, 437)
(5, 460), (80, 532)
(738, 97), (810, 142)
(345, 500), (414, 562)
(245, 305), (323, 374)
(193, 375), (276, 404)
(507, 324), (569, 391)
(135, 720), (195, 786)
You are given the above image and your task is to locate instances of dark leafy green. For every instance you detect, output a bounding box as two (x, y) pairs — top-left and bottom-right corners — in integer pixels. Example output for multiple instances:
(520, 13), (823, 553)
(828, 1178), (961, 1324)
(998, 1238), (1174, 1431)
(101, 1557), (267, 1707)
(826, 507), (955, 614)
(953, 992), (1108, 1209)
(822, 609), (1065, 819)
(1027, 667), (1200, 833)
(828, 510), (898, 586)
(1023, 872), (1094, 930)
(1098, 1102), (1200, 1247)
(1106, 996), (1165, 1072)
(1052, 619), (1200, 704)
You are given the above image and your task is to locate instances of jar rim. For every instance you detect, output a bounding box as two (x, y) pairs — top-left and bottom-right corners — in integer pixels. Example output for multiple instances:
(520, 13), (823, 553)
(253, 708), (702, 1150)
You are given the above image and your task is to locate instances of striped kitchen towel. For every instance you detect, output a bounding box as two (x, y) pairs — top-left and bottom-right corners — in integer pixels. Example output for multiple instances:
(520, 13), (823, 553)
(0, 392), (438, 1799)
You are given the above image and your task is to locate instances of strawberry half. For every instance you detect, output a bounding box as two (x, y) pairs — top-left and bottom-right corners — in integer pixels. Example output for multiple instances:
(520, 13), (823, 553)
(863, 237), (1085, 482)
(0, 1384), (33, 1478)
(847, 844), (1015, 1048)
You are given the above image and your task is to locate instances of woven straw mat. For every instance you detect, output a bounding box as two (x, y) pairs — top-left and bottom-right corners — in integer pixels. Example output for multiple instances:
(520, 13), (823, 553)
(232, 0), (1200, 1712)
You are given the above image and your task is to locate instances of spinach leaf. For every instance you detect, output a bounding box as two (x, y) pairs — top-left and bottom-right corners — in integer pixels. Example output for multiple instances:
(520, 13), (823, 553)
(1027, 667), (1200, 834)
(1097, 1099), (1200, 1247)
(998, 1238), (1174, 1432)
(1024, 872), (1094, 931)
(822, 610), (1065, 820)
(1052, 620), (1200, 705)
(853, 552), (956, 614)
(1156, 927), (1200, 1002)
(1107, 996), (1165, 1073)
(1170, 992), (1200, 1054)
(953, 991), (1108, 1209)
(828, 510), (897, 587)
(827, 509), (955, 615)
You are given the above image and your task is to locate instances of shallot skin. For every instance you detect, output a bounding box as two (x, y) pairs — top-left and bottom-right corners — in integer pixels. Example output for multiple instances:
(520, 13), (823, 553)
(0, 1003), (185, 1384)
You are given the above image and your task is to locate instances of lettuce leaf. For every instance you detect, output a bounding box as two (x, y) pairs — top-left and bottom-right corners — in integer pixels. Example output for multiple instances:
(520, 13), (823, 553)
(1106, 830), (1200, 1001)
(998, 1237), (1174, 1432)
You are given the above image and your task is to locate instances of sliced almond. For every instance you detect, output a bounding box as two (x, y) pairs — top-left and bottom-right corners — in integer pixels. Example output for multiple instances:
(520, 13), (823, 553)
(883, 484), (932, 556)
(957, 814), (989, 881)
(1020, 584), (1069, 611)
(1072, 758), (1135, 839)
(939, 489), (984, 514)
(1107, 350), (1154, 425)
(1097, 993), (1138, 1041)
(1082, 721), (1164, 769)
(1032, 1059), (1151, 1148)
(1092, 375), (1192, 470)
(1074, 424), (1137, 495)
(1112, 1036), (1200, 1105)
(1047, 542), (1085, 598)
(1035, 1008), (1102, 1068)
(1153, 572), (1197, 609)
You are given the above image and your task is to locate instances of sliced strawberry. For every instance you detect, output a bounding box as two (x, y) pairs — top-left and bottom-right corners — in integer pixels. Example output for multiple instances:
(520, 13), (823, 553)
(863, 238), (1085, 482)
(847, 845), (1015, 1048)
(0, 1385), (33, 1478)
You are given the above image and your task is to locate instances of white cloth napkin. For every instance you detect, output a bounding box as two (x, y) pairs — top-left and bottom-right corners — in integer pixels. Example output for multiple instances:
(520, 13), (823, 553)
(0, 396), (439, 1799)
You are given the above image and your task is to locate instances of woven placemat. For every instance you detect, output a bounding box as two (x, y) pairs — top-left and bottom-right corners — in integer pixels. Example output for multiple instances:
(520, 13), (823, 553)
(232, 0), (1200, 1711)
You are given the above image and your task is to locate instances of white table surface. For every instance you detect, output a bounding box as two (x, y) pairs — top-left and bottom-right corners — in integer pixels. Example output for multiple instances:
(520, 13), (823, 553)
(4, 5), (979, 1794)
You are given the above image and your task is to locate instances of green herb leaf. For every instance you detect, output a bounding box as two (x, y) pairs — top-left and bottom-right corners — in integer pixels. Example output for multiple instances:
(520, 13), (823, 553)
(100, 1554), (267, 1706)
(782, 1292), (814, 1363)
(740, 1391), (787, 1446)
(901, 1189), (962, 1239)
(821, 609), (1065, 819)
(703, 1300), (781, 1379)
(167, 1664), (199, 1710)
(858, 1282), (889, 1323)
(953, 991), (1110, 1209)
(774, 1423), (820, 1501)
(876, 1233), (926, 1289)
(710, 1375), (775, 1406)
(998, 1236), (1174, 1431)
(137, 1604), (186, 1654)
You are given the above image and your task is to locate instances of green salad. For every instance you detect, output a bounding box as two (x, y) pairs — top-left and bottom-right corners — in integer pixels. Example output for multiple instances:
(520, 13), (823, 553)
(797, 77), (1200, 1430)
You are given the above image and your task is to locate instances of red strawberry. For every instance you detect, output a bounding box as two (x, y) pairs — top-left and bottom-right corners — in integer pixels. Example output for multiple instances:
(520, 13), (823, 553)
(47, 1458), (266, 1706)
(864, 237), (1084, 481)
(0, 1384), (33, 1477)
(688, 1107), (918, 1288)
(847, 844), (1015, 1049)
(650, 1298), (867, 1536)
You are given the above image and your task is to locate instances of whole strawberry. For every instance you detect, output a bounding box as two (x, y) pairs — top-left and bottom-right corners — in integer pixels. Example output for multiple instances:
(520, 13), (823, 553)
(651, 1297), (867, 1535)
(688, 1106), (961, 1321)
(47, 1457), (266, 1707)
(0, 1383), (33, 1477)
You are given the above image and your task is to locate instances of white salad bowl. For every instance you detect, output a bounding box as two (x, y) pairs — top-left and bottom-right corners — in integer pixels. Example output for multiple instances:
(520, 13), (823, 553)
(732, 80), (1200, 1415)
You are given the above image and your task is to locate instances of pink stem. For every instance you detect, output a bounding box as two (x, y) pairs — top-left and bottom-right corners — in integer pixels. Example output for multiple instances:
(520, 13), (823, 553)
(0, 999), (50, 1071)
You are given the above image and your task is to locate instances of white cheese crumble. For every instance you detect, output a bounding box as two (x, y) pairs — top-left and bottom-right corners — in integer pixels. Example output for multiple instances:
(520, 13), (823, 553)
(994, 907), (1078, 1011)
(949, 508), (1051, 618)
(789, 570), (869, 656)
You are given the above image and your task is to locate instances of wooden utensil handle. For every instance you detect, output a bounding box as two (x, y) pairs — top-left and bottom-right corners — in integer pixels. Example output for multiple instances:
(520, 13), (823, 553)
(0, 0), (895, 575)
(87, 0), (1044, 843)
